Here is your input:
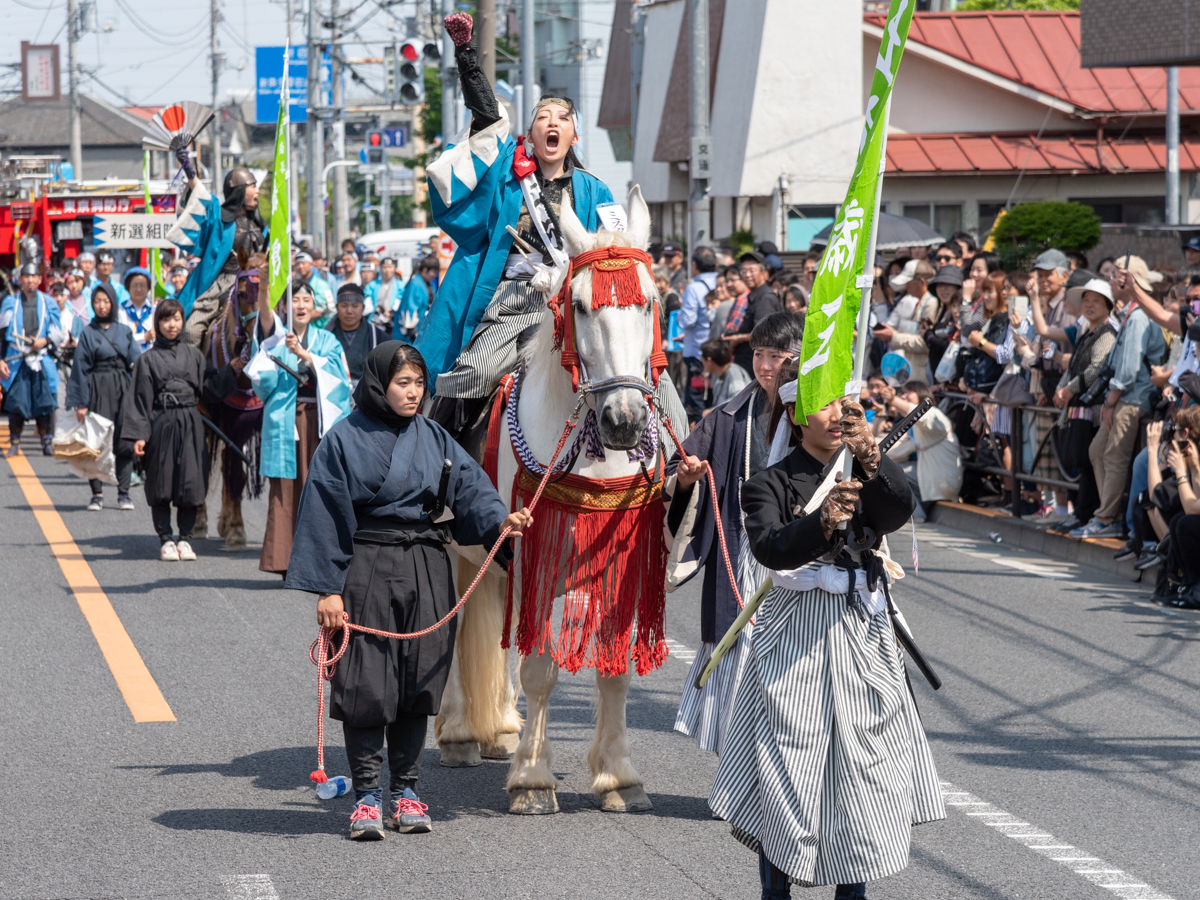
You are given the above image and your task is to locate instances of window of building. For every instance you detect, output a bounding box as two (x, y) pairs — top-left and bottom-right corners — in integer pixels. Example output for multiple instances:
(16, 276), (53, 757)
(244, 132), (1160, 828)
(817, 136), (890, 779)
(978, 202), (1006, 238)
(901, 202), (962, 238)
(1070, 196), (1166, 225)
(787, 205), (838, 251)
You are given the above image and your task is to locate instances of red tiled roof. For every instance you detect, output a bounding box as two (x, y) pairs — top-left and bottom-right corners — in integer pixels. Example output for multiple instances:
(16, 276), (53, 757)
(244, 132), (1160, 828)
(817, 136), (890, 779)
(123, 106), (164, 122)
(886, 132), (1200, 175)
(865, 11), (1200, 115)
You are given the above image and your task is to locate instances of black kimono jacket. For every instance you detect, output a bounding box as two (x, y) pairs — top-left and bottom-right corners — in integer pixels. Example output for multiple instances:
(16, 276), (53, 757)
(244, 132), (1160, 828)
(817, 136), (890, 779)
(741, 445), (913, 572)
(285, 410), (512, 723)
(120, 340), (207, 507)
(65, 321), (139, 443)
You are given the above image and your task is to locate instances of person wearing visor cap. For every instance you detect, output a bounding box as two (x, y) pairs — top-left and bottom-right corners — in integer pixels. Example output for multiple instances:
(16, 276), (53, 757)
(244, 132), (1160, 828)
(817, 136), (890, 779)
(0, 263), (62, 457)
(1183, 234), (1200, 267)
(167, 159), (266, 349)
(419, 12), (687, 441)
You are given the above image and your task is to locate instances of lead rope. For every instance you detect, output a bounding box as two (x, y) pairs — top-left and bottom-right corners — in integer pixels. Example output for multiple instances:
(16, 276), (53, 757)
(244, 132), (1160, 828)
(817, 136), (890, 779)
(307, 407), (583, 783)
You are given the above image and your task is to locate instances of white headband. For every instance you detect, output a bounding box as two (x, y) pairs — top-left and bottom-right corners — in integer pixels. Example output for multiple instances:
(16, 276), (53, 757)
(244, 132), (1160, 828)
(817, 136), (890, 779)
(768, 380), (800, 467)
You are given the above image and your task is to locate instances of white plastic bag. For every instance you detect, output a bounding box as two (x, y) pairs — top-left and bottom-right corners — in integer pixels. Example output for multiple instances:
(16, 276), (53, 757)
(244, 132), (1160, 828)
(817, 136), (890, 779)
(934, 340), (961, 384)
(53, 412), (117, 484)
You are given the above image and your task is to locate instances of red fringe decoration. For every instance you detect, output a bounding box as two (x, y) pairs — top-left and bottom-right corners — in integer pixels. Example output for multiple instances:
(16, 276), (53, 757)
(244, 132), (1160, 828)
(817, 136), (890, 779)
(506, 464), (668, 677)
(590, 261), (646, 310)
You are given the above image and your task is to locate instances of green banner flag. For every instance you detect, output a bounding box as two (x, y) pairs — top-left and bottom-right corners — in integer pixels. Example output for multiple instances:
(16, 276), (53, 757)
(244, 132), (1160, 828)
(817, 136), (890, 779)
(268, 49), (291, 307)
(143, 151), (165, 297)
(797, 0), (914, 418)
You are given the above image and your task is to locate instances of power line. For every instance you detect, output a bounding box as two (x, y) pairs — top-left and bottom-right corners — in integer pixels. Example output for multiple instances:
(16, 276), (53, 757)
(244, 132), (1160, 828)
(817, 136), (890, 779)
(112, 0), (209, 42)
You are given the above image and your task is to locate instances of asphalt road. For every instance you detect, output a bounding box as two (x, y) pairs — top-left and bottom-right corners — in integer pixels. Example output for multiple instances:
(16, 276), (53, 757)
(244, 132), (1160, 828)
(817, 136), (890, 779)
(1, 445), (1197, 900)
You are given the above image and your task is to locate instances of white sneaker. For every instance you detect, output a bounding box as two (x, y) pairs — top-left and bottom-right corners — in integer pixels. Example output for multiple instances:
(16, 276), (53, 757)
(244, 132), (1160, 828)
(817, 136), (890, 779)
(87, 495), (103, 512)
(160, 540), (180, 562)
(176, 540), (197, 561)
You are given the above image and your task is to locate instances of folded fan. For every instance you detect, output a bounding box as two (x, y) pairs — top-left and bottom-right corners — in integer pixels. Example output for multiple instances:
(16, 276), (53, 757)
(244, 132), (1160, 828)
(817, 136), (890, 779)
(141, 101), (214, 153)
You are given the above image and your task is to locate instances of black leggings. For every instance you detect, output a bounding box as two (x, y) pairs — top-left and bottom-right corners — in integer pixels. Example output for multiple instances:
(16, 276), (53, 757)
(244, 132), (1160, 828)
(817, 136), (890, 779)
(343, 713), (428, 793)
(152, 502), (197, 543)
(90, 452), (134, 496)
(8, 413), (51, 439)
(1170, 513), (1200, 586)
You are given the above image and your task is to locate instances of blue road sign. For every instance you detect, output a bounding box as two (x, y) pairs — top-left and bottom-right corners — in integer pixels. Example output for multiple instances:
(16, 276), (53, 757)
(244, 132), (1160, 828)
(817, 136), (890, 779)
(379, 128), (406, 148)
(256, 46), (332, 124)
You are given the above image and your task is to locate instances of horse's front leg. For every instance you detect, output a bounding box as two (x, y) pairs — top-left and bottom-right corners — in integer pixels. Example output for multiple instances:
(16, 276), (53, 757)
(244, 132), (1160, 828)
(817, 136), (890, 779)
(588, 666), (652, 812)
(506, 650), (559, 814)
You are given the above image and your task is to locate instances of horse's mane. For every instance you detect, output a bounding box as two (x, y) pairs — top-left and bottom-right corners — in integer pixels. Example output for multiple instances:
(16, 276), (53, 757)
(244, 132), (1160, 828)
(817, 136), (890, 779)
(521, 228), (660, 388)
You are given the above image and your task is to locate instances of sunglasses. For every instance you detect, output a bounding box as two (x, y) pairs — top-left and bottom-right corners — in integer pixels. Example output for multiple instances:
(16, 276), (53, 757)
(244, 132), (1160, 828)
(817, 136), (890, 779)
(935, 255), (956, 262)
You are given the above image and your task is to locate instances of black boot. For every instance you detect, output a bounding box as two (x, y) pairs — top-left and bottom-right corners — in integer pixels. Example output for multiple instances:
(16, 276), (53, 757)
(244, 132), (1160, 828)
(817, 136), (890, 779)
(834, 885), (866, 900)
(428, 395), (489, 442)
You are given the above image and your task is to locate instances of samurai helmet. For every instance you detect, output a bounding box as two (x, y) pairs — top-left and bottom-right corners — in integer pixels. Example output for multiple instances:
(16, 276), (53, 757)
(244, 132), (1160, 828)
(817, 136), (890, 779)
(223, 167), (256, 193)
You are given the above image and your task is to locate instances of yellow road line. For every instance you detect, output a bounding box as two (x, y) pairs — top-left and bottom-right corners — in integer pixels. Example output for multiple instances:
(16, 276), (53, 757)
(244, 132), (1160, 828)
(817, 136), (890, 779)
(4, 447), (175, 723)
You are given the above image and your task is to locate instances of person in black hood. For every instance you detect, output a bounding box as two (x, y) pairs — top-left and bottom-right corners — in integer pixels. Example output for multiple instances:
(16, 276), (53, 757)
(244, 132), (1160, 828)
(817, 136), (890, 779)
(67, 284), (140, 510)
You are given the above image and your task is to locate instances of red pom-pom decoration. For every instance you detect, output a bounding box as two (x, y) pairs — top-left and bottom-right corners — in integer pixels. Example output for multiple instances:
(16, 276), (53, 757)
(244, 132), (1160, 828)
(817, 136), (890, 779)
(310, 769), (328, 784)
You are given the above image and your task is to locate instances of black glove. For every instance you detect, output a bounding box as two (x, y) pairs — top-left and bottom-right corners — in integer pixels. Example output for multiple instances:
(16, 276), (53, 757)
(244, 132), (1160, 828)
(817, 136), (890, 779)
(173, 133), (197, 180)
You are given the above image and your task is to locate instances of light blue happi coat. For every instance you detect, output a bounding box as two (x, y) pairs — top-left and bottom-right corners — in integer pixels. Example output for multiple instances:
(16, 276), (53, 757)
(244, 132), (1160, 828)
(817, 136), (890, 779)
(393, 276), (434, 342)
(363, 277), (400, 318)
(0, 290), (61, 394)
(247, 312), (352, 480)
(417, 107), (614, 389)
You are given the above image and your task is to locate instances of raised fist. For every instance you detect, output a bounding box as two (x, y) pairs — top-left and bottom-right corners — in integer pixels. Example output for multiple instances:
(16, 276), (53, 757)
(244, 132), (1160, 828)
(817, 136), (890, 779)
(444, 13), (473, 47)
(840, 397), (879, 478)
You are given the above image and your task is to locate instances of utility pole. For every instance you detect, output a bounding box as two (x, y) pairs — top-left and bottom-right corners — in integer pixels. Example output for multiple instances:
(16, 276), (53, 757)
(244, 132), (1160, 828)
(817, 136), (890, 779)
(1167, 66), (1180, 225)
(442, 0), (457, 139)
(521, 0), (535, 131)
(306, 0), (325, 251)
(210, 0), (223, 200)
(687, 0), (711, 251)
(66, 0), (83, 180)
(478, 0), (495, 85)
(330, 0), (349, 250)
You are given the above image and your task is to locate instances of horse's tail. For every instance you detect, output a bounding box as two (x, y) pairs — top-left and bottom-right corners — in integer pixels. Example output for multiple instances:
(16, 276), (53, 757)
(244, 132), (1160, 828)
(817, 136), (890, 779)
(436, 557), (521, 747)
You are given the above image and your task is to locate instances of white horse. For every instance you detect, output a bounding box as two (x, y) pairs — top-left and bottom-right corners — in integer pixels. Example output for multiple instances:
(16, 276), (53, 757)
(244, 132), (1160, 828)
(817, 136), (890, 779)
(436, 185), (667, 814)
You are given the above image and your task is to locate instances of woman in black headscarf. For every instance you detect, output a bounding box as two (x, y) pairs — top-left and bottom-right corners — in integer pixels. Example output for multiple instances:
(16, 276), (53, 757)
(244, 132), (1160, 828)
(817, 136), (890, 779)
(286, 341), (530, 841)
(66, 284), (140, 511)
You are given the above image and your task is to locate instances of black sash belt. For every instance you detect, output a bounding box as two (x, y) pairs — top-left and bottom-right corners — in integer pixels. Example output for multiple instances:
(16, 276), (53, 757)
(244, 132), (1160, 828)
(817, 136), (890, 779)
(352, 522), (451, 547)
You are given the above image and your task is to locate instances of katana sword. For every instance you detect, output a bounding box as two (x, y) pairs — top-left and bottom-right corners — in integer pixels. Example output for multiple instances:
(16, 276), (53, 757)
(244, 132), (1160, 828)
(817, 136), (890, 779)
(199, 413), (252, 467)
(270, 354), (305, 383)
(694, 396), (938, 691)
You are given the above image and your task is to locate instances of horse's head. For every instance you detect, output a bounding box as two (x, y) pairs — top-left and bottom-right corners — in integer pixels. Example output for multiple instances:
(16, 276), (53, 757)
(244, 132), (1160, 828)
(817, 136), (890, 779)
(554, 185), (656, 451)
(236, 248), (268, 317)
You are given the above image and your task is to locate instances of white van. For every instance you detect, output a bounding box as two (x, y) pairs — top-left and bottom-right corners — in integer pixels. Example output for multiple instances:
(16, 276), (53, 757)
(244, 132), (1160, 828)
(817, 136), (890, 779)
(357, 227), (441, 280)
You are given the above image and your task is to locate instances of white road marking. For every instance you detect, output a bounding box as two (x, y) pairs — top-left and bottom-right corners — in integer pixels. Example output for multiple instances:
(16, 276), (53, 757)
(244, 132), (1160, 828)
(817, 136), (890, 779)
(941, 782), (1175, 900)
(664, 638), (697, 664)
(223, 874), (280, 900)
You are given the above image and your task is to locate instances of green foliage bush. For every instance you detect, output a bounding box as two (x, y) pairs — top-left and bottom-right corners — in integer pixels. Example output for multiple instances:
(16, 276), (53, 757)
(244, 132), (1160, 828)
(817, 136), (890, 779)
(989, 201), (1101, 270)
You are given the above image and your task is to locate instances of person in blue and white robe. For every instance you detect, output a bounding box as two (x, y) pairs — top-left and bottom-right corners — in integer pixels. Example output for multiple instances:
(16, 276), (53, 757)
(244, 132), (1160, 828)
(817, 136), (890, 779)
(363, 256), (402, 331)
(420, 12), (639, 439)
(92, 250), (131, 306)
(0, 264), (62, 457)
(393, 257), (438, 342)
(167, 164), (266, 350)
(119, 266), (158, 352)
(246, 278), (351, 576)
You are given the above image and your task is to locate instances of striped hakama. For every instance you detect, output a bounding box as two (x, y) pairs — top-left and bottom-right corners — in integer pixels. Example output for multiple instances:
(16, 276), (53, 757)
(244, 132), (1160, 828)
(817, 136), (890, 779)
(708, 577), (945, 887)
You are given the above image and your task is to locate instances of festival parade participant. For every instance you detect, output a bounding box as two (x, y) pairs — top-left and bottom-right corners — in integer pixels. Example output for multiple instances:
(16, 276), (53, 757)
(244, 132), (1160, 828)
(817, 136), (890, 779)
(165, 263), (190, 300)
(121, 299), (208, 561)
(77, 251), (98, 290)
(708, 382), (945, 898)
(666, 312), (803, 754)
(419, 13), (687, 439)
(92, 251), (131, 305)
(67, 284), (140, 511)
(247, 279), (351, 576)
(0, 264), (62, 457)
(167, 156), (266, 349)
(293, 251), (335, 329)
(363, 256), (402, 332)
(395, 257), (438, 342)
(329, 283), (389, 387)
(61, 268), (92, 340)
(120, 266), (158, 352)
(287, 342), (531, 840)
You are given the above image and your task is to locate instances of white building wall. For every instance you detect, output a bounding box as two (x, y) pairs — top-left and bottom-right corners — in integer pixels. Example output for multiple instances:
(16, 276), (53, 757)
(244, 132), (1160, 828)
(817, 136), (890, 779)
(577, 0), (632, 194)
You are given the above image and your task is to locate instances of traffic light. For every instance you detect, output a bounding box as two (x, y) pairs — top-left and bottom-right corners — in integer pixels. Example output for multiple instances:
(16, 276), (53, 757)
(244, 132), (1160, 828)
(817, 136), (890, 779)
(365, 130), (385, 165)
(399, 39), (424, 105)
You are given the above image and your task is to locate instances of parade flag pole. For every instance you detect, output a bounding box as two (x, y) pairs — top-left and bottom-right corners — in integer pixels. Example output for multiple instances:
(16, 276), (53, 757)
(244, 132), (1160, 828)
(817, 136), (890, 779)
(142, 150), (161, 297)
(796, 0), (915, 490)
(268, 46), (293, 333)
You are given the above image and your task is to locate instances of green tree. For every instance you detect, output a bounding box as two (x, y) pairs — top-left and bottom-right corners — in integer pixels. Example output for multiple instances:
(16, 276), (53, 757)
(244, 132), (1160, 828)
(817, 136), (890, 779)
(954, 0), (1079, 10)
(989, 200), (1101, 270)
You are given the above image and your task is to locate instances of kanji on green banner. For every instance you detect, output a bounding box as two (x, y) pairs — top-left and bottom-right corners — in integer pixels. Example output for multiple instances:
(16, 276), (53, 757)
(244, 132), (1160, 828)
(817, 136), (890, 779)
(796, 0), (914, 419)
(268, 49), (291, 307)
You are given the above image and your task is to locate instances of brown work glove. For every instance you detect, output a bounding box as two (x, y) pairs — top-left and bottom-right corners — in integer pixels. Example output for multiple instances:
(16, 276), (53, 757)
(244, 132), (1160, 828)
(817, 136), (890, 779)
(841, 397), (879, 478)
(820, 473), (862, 541)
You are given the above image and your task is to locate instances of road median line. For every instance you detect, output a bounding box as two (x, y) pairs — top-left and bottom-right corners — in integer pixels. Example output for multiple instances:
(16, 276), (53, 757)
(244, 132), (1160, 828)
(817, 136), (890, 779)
(4, 446), (175, 723)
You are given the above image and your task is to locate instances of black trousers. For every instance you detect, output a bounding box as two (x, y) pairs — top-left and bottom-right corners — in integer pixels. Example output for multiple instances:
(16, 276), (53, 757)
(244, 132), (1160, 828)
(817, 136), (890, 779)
(343, 713), (428, 793)
(90, 452), (134, 495)
(1170, 513), (1200, 586)
(151, 502), (197, 543)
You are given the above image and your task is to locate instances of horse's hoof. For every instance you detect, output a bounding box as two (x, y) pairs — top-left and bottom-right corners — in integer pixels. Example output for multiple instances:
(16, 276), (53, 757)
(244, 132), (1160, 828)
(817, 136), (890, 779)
(222, 526), (247, 551)
(480, 732), (520, 760)
(599, 785), (653, 813)
(508, 788), (559, 815)
(438, 741), (482, 767)
(222, 538), (247, 551)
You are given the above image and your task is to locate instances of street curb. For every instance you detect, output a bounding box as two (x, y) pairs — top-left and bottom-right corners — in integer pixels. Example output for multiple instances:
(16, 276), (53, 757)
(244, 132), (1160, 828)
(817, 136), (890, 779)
(928, 501), (1148, 584)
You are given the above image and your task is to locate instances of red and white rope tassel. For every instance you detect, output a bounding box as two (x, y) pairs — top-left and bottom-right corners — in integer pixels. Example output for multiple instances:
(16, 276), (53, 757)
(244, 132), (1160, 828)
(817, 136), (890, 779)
(307, 413), (582, 783)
